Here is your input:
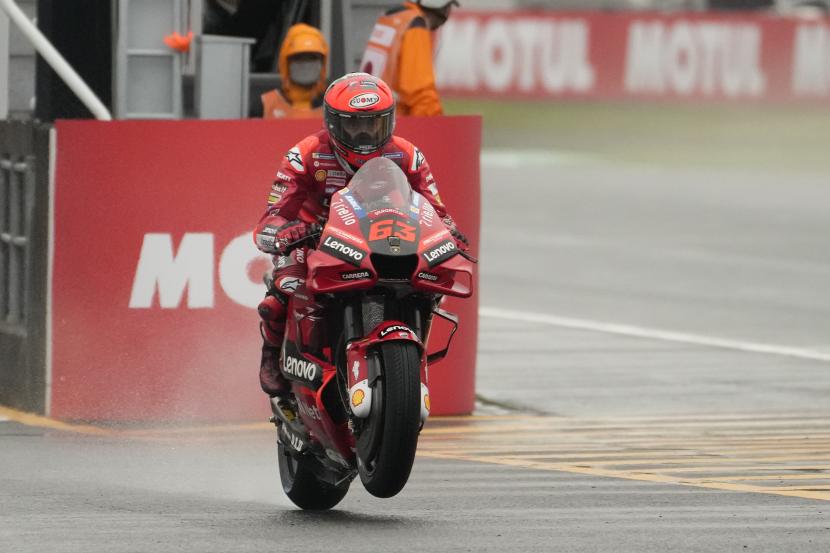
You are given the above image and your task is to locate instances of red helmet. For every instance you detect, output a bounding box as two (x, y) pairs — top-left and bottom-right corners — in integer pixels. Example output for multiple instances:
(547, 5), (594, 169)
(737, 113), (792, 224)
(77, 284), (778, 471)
(323, 73), (396, 169)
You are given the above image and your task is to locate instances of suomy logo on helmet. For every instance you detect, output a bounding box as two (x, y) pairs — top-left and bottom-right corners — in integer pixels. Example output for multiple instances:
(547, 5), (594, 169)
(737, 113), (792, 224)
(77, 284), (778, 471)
(349, 93), (380, 109)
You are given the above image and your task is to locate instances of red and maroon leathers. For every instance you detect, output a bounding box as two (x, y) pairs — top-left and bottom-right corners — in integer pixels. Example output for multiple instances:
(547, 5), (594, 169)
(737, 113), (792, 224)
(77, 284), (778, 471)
(253, 129), (452, 396)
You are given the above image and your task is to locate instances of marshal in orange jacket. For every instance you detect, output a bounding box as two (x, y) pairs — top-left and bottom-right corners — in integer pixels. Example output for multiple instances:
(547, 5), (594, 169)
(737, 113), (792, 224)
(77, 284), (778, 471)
(262, 23), (328, 119)
(360, 2), (443, 117)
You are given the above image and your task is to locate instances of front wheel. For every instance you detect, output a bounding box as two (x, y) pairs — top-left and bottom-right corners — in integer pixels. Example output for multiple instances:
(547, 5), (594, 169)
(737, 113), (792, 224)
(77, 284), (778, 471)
(277, 442), (349, 510)
(357, 341), (422, 498)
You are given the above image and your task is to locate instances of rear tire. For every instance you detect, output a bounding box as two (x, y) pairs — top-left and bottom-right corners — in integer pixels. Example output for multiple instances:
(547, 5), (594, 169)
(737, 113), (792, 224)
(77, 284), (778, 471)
(277, 442), (349, 510)
(358, 341), (422, 498)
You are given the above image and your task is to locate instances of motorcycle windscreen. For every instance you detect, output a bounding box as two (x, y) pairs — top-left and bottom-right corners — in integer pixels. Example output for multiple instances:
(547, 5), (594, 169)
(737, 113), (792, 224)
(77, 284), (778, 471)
(349, 157), (422, 260)
(347, 157), (413, 213)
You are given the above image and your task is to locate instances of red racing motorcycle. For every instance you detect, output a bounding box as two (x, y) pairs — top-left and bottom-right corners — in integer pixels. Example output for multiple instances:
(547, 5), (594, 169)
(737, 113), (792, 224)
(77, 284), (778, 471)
(269, 157), (475, 509)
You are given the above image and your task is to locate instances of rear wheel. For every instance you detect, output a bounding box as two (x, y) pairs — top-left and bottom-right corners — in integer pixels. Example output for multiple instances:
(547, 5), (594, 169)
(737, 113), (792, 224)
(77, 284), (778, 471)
(277, 442), (349, 510)
(357, 341), (421, 498)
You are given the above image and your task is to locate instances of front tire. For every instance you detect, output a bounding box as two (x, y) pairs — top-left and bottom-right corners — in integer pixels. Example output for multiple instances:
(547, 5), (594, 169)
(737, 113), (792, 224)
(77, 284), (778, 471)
(357, 341), (422, 498)
(278, 442), (349, 510)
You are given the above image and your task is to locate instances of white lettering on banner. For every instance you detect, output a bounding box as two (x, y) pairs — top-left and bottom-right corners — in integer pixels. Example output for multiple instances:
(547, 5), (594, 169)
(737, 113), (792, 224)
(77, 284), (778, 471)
(792, 24), (830, 96)
(130, 232), (270, 310)
(129, 234), (214, 308)
(540, 20), (594, 93)
(481, 19), (515, 92)
(435, 18), (478, 88)
(514, 20), (541, 92)
(435, 17), (595, 94)
(625, 21), (766, 97)
(219, 234), (271, 308)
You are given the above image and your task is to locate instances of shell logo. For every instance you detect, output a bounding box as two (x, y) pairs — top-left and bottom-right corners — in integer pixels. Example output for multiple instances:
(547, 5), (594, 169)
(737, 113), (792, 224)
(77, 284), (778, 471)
(424, 394), (431, 412)
(352, 388), (366, 407)
(348, 92), (380, 109)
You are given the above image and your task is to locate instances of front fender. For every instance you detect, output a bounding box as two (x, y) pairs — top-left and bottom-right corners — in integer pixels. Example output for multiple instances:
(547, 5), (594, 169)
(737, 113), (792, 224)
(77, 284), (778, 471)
(345, 322), (427, 420)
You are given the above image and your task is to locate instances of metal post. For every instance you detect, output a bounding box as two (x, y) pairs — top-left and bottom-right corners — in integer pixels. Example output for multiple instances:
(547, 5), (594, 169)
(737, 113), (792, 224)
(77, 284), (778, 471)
(0, 156), (31, 325)
(320, 0), (332, 79)
(0, 9), (9, 119)
(19, 157), (33, 324)
(0, 157), (8, 319)
(7, 158), (19, 323)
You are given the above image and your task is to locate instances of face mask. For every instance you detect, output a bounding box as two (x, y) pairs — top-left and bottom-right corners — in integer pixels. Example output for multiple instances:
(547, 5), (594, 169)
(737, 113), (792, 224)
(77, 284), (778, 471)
(289, 59), (322, 87)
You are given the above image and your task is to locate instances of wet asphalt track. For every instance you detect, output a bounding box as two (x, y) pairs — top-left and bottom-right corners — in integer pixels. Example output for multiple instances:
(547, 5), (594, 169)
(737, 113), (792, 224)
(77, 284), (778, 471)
(2, 157), (830, 551)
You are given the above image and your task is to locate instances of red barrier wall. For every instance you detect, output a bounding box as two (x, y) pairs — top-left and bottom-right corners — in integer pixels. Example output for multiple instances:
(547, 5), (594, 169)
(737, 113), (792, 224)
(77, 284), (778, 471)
(436, 11), (830, 102)
(51, 117), (481, 422)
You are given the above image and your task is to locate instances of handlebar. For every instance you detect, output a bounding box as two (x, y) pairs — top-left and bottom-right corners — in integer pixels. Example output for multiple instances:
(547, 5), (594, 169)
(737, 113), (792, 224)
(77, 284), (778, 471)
(459, 250), (478, 264)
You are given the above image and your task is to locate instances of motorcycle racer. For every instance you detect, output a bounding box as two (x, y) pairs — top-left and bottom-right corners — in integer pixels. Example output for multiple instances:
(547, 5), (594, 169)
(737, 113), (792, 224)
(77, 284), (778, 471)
(252, 72), (468, 399)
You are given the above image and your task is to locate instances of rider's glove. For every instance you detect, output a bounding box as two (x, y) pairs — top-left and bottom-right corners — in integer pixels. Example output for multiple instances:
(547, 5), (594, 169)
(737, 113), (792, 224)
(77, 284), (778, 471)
(450, 227), (469, 251)
(276, 220), (310, 253)
(442, 215), (469, 251)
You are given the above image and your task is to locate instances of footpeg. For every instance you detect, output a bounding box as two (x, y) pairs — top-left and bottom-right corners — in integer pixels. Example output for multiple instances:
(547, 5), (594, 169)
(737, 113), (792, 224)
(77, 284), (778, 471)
(270, 397), (308, 454)
(269, 396), (297, 425)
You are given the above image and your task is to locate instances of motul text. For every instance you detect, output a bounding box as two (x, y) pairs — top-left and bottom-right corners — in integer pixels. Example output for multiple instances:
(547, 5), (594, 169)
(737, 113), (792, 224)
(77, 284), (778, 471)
(436, 11), (830, 102)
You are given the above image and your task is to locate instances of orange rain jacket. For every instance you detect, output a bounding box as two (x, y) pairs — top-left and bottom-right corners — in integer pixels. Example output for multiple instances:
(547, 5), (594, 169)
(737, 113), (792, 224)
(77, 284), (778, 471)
(262, 23), (329, 119)
(360, 2), (443, 116)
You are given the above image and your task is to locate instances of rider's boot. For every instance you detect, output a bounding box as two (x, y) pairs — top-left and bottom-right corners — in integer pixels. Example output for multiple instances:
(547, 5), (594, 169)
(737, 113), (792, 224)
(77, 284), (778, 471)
(258, 290), (297, 423)
(259, 330), (299, 423)
(259, 338), (288, 397)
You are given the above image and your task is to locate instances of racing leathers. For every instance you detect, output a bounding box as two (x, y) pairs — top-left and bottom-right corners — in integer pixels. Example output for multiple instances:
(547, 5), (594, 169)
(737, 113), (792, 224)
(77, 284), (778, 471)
(253, 129), (455, 397)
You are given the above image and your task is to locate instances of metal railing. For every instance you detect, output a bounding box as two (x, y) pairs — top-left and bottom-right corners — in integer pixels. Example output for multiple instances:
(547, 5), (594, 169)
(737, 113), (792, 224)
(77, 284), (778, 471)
(0, 152), (33, 327)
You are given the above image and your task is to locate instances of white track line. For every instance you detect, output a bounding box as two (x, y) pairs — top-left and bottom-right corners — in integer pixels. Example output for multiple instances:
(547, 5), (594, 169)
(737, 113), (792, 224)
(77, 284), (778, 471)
(0, 416), (9, 422)
(480, 306), (830, 364)
(481, 148), (603, 168)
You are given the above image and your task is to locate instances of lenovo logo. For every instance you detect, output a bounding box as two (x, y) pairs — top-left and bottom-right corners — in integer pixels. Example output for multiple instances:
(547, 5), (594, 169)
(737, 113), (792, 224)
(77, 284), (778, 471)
(320, 235), (367, 267)
(422, 240), (457, 267)
(284, 355), (319, 382)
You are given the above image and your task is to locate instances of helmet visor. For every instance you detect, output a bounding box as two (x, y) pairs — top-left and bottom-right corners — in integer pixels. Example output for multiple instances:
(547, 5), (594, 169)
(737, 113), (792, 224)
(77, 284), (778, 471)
(327, 108), (394, 154)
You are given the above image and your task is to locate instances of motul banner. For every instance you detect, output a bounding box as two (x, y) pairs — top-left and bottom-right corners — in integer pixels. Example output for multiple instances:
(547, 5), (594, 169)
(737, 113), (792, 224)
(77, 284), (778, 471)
(436, 11), (830, 102)
(51, 117), (481, 421)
